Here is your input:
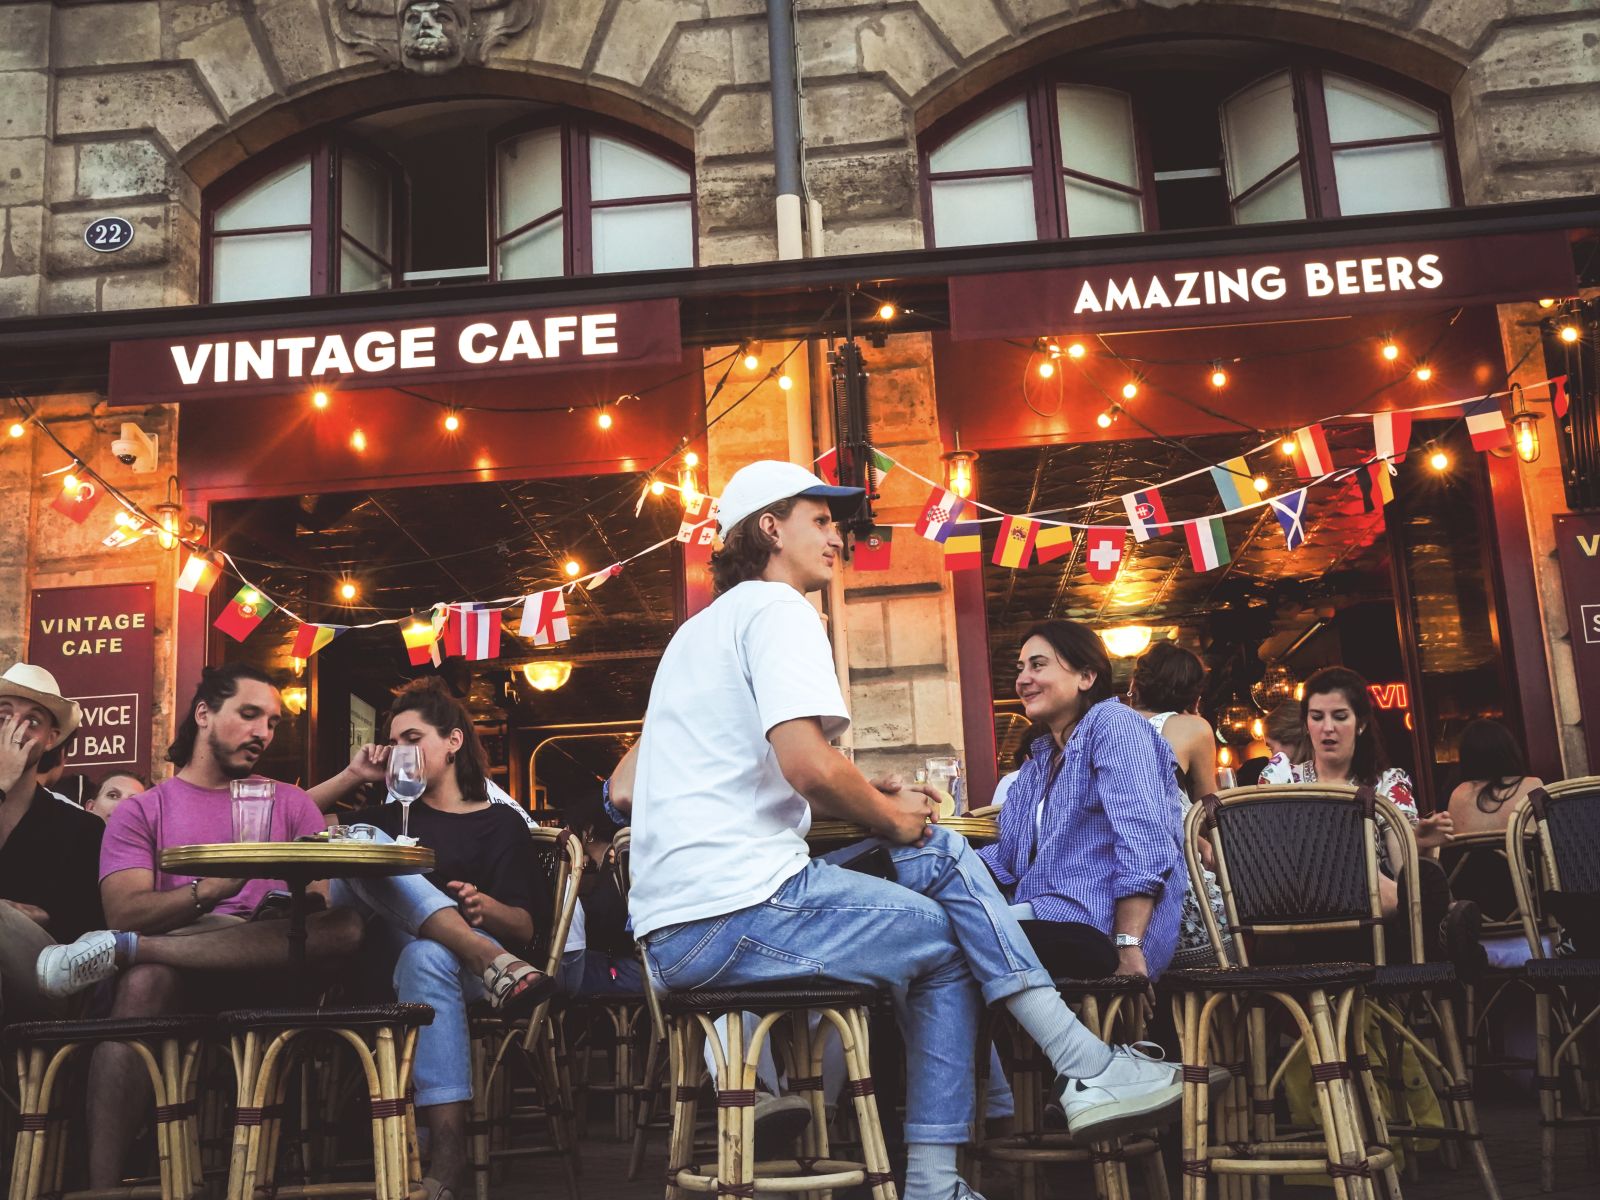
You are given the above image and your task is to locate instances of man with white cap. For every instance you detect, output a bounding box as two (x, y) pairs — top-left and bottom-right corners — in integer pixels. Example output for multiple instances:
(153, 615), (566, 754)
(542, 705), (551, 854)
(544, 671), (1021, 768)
(0, 663), (105, 1021)
(628, 460), (1183, 1200)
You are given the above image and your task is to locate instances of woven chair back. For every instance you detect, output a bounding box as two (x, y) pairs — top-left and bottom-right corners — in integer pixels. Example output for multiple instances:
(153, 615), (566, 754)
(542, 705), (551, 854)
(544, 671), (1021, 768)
(526, 826), (584, 977)
(1441, 830), (1525, 934)
(613, 827), (632, 899)
(1507, 777), (1600, 956)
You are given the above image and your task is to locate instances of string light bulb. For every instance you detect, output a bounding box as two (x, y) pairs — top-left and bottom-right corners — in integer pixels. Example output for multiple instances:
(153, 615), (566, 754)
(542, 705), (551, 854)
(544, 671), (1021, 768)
(1559, 324), (1580, 344)
(1428, 446), (1451, 472)
(1510, 390), (1543, 464)
(564, 559), (582, 578)
(1210, 366), (1229, 389)
(684, 450), (699, 468)
(62, 473), (78, 492)
(1096, 408), (1117, 430)
(877, 302), (897, 320)
(1381, 341), (1401, 362)
(597, 405), (613, 430)
(338, 580), (358, 602)
(1037, 359), (1056, 380)
(1413, 364), (1433, 382)
(742, 341), (763, 371)
(1121, 381), (1138, 401)
(1280, 437), (1297, 456)
(7, 421), (24, 438)
(443, 411), (461, 432)
(777, 373), (794, 391)
(350, 429), (367, 453)
(312, 389), (330, 409)
(649, 479), (666, 496)
(1066, 343), (1086, 360)
(1252, 476), (1270, 493)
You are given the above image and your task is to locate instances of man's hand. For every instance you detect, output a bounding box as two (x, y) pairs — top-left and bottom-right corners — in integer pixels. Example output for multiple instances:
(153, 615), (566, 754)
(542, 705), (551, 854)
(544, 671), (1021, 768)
(2, 898), (51, 927)
(0, 714), (45, 793)
(447, 880), (489, 927)
(1115, 945), (1156, 1019)
(343, 744), (391, 786)
(1415, 811), (1453, 851)
(201, 877), (249, 908)
(874, 777), (937, 847)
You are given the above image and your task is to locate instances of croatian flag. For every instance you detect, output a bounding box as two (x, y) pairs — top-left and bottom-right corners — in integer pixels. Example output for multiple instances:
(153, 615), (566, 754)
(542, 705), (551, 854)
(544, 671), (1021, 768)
(519, 588), (570, 647)
(1464, 396), (1511, 452)
(1084, 527), (1126, 583)
(1292, 424), (1333, 478)
(444, 604), (503, 661)
(1371, 411), (1412, 464)
(913, 486), (966, 543)
(1270, 489), (1309, 550)
(1121, 487), (1173, 542)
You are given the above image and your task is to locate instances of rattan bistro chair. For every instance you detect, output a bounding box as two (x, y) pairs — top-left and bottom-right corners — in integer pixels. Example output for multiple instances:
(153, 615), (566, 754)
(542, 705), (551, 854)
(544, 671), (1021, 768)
(1505, 777), (1600, 1191)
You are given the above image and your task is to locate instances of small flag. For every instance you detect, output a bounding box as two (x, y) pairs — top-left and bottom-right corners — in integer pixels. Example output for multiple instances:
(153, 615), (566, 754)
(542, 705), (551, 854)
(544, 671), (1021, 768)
(1209, 457), (1254, 510)
(942, 520), (984, 571)
(1371, 411), (1412, 464)
(177, 552), (223, 596)
(1357, 460), (1396, 513)
(677, 495), (715, 543)
(1034, 524), (1076, 564)
(290, 623), (343, 660)
(1084, 527), (1126, 582)
(1464, 395), (1510, 451)
(1552, 375), (1569, 420)
(402, 620), (441, 667)
(102, 516), (152, 549)
(851, 526), (893, 571)
(817, 446), (894, 486)
(992, 515), (1039, 569)
(1121, 487), (1173, 542)
(913, 486), (966, 543)
(443, 604), (503, 661)
(520, 588), (570, 646)
(214, 584), (274, 643)
(1292, 424), (1333, 478)
(51, 479), (102, 524)
(1185, 517), (1231, 573)
(1270, 489), (1309, 550)
(583, 563), (623, 589)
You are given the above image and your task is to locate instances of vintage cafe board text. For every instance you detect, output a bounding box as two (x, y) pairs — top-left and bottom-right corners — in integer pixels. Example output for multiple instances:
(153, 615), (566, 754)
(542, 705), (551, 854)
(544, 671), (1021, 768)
(949, 231), (1577, 337)
(28, 583), (155, 777)
(109, 298), (682, 402)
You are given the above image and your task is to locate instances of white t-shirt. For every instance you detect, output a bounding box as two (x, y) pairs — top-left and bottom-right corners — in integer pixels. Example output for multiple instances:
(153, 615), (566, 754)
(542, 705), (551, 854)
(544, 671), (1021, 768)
(629, 580), (850, 939)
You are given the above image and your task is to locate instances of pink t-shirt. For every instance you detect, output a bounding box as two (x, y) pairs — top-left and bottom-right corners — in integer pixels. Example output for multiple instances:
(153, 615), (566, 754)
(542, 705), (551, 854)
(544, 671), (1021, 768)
(100, 776), (328, 919)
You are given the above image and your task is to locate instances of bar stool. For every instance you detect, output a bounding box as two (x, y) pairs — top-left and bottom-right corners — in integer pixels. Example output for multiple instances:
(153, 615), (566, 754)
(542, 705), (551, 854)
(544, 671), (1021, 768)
(219, 1003), (432, 1200)
(972, 973), (1167, 1200)
(5, 1014), (212, 1200)
(662, 979), (897, 1200)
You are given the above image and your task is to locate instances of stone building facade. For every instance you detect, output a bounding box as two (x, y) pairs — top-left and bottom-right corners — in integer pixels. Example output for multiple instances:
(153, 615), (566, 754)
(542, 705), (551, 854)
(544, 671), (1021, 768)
(0, 0), (1596, 779)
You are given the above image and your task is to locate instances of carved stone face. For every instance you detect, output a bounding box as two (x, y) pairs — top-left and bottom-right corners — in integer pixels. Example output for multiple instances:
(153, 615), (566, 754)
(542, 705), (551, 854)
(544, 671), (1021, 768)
(400, 1), (466, 74)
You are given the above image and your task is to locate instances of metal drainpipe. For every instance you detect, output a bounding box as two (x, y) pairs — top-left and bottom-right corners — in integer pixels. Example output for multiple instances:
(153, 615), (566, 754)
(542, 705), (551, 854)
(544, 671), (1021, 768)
(766, 0), (805, 261)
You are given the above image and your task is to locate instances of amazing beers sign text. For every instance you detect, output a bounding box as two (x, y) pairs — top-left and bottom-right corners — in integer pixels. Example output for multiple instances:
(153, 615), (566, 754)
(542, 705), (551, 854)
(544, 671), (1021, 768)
(28, 583), (154, 776)
(108, 298), (682, 402)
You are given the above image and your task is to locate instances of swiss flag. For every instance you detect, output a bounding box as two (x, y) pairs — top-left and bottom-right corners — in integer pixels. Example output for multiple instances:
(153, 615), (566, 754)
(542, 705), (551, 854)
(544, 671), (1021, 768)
(1084, 527), (1126, 583)
(51, 479), (102, 524)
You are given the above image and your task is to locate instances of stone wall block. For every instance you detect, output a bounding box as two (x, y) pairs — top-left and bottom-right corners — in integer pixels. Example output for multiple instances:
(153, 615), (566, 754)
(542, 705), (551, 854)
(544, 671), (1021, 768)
(55, 2), (162, 68)
(0, 137), (46, 206)
(796, 12), (864, 77)
(1474, 18), (1600, 95)
(46, 144), (75, 203)
(1415, 0), (1505, 52)
(801, 79), (906, 148)
(1, 71), (48, 140)
(821, 216), (924, 256)
(3, 204), (44, 276)
(0, 271), (39, 317)
(56, 69), (222, 153)
(806, 150), (919, 223)
(843, 597), (888, 669)
(651, 26), (736, 116)
(41, 276), (100, 314)
(701, 90), (775, 159)
(181, 17), (278, 116)
(516, 0), (608, 67)
(1342, 0), (1420, 27)
(859, 10), (956, 97)
(1477, 91), (1600, 167)
(163, 2), (241, 42)
(850, 677), (915, 747)
(910, 675), (960, 749)
(996, 0), (1075, 31)
(595, 0), (704, 89)
(729, 19), (772, 86)
(699, 228), (778, 266)
(912, 0), (1008, 59)
(75, 139), (175, 201)
(47, 201), (169, 275)
(886, 594), (948, 667)
(255, 0), (337, 86)
(99, 267), (178, 310)
(859, 365), (940, 441)
(0, 4), (50, 72)
(697, 163), (776, 234)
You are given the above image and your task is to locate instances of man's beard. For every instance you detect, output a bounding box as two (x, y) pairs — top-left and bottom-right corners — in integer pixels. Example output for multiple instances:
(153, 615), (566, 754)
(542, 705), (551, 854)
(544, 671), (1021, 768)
(208, 729), (262, 780)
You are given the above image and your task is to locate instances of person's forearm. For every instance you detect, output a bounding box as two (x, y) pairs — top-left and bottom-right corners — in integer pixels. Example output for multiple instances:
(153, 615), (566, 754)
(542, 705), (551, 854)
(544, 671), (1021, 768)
(1113, 895), (1154, 939)
(478, 897), (535, 949)
(801, 755), (897, 832)
(109, 880), (234, 934)
(305, 768), (367, 815)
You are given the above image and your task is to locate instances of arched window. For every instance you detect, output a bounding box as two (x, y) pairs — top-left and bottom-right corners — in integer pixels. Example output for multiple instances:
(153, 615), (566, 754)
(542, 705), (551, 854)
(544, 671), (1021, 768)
(920, 50), (1457, 247)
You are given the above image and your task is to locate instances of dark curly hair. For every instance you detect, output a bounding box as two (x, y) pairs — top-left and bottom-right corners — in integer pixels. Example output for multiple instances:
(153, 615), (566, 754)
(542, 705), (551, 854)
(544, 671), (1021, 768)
(1019, 620), (1115, 711)
(709, 497), (800, 595)
(1130, 641), (1205, 713)
(169, 663), (277, 767)
(386, 676), (491, 805)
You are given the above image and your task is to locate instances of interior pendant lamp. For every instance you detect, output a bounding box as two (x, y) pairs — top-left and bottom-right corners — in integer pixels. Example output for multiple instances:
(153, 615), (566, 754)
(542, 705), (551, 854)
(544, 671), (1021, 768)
(522, 661), (574, 692)
(942, 433), (978, 500)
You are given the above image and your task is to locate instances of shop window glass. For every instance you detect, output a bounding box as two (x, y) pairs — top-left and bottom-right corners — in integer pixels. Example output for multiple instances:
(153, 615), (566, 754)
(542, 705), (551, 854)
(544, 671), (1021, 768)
(500, 214), (565, 280)
(930, 98), (1033, 172)
(928, 97), (1038, 247)
(590, 134), (690, 201)
(588, 133), (693, 274)
(1322, 73), (1450, 215)
(1221, 72), (1306, 225)
(496, 127), (564, 280)
(1056, 85), (1143, 236)
(210, 157), (313, 302)
(339, 151), (392, 292)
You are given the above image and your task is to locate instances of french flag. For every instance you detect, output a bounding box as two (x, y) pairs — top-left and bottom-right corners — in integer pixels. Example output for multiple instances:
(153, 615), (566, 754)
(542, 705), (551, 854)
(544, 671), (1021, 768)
(1292, 423), (1333, 478)
(1464, 396), (1510, 452)
(444, 604), (503, 661)
(913, 485), (966, 543)
(1121, 487), (1173, 542)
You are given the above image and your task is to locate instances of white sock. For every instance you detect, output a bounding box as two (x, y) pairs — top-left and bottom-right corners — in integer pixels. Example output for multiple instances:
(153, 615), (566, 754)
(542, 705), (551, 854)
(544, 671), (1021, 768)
(1005, 986), (1115, 1080)
(903, 1142), (958, 1200)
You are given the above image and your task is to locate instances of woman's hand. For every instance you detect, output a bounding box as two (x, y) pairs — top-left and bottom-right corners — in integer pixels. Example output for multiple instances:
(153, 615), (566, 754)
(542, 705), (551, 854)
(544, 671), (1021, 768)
(447, 880), (489, 926)
(1415, 811), (1454, 852)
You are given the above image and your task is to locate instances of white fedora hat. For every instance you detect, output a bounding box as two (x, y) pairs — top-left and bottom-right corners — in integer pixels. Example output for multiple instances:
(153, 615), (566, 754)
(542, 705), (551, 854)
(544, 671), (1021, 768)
(0, 663), (83, 749)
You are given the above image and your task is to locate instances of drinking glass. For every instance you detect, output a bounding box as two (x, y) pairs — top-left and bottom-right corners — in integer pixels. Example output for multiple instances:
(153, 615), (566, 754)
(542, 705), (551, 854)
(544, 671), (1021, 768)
(386, 745), (426, 839)
(1216, 766), (1238, 791)
(230, 779), (276, 842)
(924, 756), (966, 815)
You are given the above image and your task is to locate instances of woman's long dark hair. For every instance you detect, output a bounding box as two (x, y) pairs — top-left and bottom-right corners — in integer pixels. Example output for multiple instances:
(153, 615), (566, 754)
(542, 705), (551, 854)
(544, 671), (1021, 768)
(1455, 718), (1529, 812)
(1301, 666), (1390, 785)
(387, 677), (491, 804)
(1020, 620), (1115, 714)
(1130, 641), (1205, 713)
(168, 663), (276, 767)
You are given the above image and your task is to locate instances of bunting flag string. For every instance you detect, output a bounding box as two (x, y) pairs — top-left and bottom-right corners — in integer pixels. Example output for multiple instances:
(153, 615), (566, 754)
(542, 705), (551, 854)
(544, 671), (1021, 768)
(992, 515), (1038, 569)
(1185, 517), (1231, 573)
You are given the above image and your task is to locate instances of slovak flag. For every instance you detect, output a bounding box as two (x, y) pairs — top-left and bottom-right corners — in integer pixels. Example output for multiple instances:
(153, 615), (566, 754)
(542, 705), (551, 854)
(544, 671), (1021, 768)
(913, 486), (966, 543)
(519, 588), (570, 647)
(1464, 396), (1511, 451)
(1121, 487), (1173, 542)
(1084, 527), (1126, 583)
(1292, 424), (1333, 478)
(1371, 411), (1412, 464)
(444, 603), (503, 661)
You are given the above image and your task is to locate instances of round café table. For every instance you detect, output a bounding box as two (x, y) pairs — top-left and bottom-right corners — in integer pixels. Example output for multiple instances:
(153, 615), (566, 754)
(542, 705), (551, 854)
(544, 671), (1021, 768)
(806, 814), (1000, 855)
(159, 841), (435, 967)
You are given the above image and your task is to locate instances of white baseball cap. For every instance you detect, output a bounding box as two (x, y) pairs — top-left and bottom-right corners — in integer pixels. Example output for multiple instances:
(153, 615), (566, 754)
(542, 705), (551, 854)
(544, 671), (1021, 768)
(716, 460), (864, 536)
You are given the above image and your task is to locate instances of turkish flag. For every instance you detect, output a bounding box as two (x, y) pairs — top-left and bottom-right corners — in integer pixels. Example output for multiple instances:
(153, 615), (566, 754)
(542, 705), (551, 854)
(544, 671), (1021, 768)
(1084, 527), (1126, 583)
(51, 480), (102, 524)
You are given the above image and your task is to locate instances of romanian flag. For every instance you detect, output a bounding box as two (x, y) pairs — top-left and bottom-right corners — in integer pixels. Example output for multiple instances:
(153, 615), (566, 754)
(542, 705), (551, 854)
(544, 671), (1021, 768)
(1371, 411), (1412, 464)
(290, 623), (342, 660)
(1185, 517), (1231, 572)
(1034, 524), (1075, 564)
(1121, 487), (1173, 542)
(1358, 461), (1396, 512)
(1209, 457), (1254, 510)
(817, 446), (895, 485)
(942, 521), (983, 570)
(177, 552), (223, 596)
(214, 585), (274, 643)
(1292, 423), (1333, 478)
(1464, 396), (1511, 451)
(913, 486), (966, 543)
(851, 526), (893, 571)
(992, 515), (1038, 568)
(402, 620), (441, 668)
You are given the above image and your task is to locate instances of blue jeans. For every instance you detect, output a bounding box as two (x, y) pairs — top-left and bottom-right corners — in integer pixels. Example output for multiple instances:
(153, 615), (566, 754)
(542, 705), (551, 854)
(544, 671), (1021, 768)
(641, 826), (1076, 1144)
(558, 948), (644, 997)
(327, 828), (503, 1108)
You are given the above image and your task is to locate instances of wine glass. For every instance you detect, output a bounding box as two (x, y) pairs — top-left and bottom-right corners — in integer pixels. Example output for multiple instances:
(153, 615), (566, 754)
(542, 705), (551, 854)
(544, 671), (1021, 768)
(386, 744), (426, 839)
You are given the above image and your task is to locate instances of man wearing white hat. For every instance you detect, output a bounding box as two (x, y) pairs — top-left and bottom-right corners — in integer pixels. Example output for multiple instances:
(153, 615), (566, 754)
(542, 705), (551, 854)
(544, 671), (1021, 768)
(0, 662), (105, 1021)
(627, 461), (1182, 1200)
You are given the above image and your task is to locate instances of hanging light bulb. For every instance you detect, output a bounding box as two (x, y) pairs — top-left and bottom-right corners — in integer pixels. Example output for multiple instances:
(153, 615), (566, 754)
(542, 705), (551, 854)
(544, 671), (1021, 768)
(679, 464), (702, 507)
(777, 373), (794, 391)
(1511, 407), (1543, 464)
(649, 479), (666, 496)
(942, 448), (978, 500)
(877, 302), (897, 320)
(338, 579), (359, 602)
(62, 473), (79, 492)
(7, 421), (25, 438)
(1381, 341), (1401, 362)
(564, 559), (582, 578)
(1250, 716), (1266, 740)
(1096, 408), (1116, 430)
(312, 389), (330, 409)
(350, 429), (367, 453)
(1210, 366), (1229, 389)
(443, 411), (461, 432)
(154, 502), (181, 551)
(1252, 475), (1270, 493)
(1121, 381), (1138, 401)
(1559, 323), (1580, 344)
(1066, 342), (1087, 360)
(597, 404), (614, 430)
(684, 450), (700, 468)
(1280, 436), (1297, 456)
(1037, 359), (1056, 379)
(1413, 364), (1433, 382)
(1428, 446), (1451, 472)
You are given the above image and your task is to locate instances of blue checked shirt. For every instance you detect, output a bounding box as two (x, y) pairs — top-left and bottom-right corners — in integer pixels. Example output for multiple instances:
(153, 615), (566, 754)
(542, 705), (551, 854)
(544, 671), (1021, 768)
(979, 698), (1187, 977)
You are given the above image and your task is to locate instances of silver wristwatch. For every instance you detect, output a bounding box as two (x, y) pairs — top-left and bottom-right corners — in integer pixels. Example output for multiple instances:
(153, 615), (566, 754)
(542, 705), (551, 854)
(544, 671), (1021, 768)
(1113, 933), (1143, 949)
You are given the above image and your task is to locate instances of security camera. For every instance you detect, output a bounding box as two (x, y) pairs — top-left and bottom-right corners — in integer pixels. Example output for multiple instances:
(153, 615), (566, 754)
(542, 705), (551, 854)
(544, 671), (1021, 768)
(112, 423), (158, 472)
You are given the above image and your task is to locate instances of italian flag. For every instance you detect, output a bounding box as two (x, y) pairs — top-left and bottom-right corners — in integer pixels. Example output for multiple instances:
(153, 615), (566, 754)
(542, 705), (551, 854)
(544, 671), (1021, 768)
(816, 446), (895, 485)
(1185, 517), (1231, 573)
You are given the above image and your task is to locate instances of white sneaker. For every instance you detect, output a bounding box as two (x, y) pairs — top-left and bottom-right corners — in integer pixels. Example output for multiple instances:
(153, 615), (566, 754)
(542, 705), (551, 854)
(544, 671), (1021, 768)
(36, 930), (120, 999)
(1055, 1042), (1183, 1143)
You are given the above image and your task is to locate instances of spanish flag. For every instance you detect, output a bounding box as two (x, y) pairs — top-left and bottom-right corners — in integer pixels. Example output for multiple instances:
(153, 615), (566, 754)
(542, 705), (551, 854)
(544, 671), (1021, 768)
(992, 515), (1038, 569)
(291, 623), (343, 660)
(942, 520), (984, 570)
(1034, 524), (1075, 564)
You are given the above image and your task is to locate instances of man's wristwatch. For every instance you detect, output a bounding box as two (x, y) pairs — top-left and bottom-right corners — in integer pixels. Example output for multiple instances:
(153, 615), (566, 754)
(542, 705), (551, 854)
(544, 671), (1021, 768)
(1113, 933), (1144, 949)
